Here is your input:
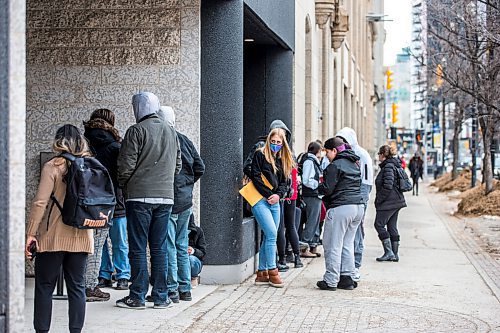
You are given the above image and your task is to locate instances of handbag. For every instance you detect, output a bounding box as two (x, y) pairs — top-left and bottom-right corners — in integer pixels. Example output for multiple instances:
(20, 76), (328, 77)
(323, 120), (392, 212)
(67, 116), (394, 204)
(239, 174), (273, 207)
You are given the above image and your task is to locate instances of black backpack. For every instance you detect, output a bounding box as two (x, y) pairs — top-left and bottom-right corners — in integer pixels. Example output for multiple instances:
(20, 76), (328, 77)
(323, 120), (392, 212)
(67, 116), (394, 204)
(395, 166), (412, 192)
(51, 153), (116, 229)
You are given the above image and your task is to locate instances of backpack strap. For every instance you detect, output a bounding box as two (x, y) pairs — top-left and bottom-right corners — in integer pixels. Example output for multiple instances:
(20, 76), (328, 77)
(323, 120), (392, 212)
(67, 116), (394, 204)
(50, 193), (64, 212)
(59, 152), (76, 162)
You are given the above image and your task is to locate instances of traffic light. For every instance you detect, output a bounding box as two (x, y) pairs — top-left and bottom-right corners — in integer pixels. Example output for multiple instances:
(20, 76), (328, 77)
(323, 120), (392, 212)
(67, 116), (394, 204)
(392, 103), (399, 124)
(386, 69), (393, 90)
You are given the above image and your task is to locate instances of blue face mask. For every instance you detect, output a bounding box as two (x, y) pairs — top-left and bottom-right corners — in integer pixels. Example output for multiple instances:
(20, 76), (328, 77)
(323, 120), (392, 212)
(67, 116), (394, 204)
(270, 143), (283, 153)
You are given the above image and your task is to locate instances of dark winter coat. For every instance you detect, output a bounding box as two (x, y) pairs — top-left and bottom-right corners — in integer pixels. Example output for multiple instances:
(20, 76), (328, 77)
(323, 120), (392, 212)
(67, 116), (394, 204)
(251, 150), (288, 199)
(319, 149), (364, 209)
(409, 157), (424, 180)
(84, 127), (125, 218)
(173, 132), (205, 214)
(375, 157), (408, 211)
(188, 215), (206, 261)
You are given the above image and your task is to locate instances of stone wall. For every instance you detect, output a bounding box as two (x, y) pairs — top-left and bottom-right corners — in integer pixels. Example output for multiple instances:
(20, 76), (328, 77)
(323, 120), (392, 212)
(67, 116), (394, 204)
(26, 0), (201, 273)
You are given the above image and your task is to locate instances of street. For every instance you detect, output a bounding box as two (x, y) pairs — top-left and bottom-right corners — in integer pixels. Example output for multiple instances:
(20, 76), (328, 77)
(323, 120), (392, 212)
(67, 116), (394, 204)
(25, 184), (500, 332)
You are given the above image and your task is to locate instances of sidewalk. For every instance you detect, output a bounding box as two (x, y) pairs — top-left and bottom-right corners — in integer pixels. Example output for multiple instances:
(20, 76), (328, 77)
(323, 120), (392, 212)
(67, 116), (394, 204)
(24, 184), (500, 332)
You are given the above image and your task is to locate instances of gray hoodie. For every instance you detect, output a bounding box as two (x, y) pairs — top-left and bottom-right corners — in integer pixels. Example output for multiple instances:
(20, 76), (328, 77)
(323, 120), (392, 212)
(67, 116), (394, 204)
(132, 92), (160, 122)
(336, 127), (374, 186)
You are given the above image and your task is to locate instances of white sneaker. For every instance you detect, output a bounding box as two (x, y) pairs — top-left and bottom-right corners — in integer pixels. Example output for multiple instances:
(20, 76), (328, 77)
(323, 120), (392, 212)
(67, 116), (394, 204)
(353, 268), (361, 282)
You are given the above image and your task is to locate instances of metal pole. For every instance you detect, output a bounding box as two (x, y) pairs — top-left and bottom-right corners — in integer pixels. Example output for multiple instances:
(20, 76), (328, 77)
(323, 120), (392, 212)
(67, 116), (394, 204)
(442, 96), (446, 174)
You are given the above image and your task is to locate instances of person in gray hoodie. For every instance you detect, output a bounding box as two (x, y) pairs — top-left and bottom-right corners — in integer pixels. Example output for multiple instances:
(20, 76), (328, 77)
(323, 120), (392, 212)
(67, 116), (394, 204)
(116, 92), (181, 310)
(336, 127), (374, 282)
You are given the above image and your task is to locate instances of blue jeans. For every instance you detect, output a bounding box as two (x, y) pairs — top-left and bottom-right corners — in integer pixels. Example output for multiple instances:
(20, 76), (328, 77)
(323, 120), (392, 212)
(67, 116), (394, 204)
(99, 216), (131, 280)
(126, 201), (172, 303)
(167, 208), (192, 293)
(190, 255), (203, 277)
(354, 184), (372, 268)
(252, 198), (281, 271)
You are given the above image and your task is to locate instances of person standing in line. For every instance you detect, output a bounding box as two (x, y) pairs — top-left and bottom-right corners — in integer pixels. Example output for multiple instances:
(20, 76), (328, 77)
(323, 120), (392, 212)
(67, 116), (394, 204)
(116, 92), (181, 310)
(316, 137), (364, 291)
(374, 145), (407, 262)
(335, 127), (374, 282)
(299, 141), (323, 259)
(82, 109), (129, 302)
(409, 153), (424, 196)
(26, 125), (94, 333)
(252, 128), (294, 288)
(159, 106), (205, 303)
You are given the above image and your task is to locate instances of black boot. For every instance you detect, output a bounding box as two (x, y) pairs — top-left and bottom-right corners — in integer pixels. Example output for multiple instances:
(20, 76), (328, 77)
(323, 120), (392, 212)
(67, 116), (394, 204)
(285, 250), (294, 263)
(294, 254), (304, 268)
(337, 275), (357, 290)
(277, 257), (289, 272)
(376, 239), (396, 262)
(391, 241), (399, 262)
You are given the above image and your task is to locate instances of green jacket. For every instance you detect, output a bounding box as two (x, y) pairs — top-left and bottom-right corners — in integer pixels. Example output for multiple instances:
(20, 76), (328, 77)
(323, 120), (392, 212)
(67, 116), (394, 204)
(117, 114), (181, 200)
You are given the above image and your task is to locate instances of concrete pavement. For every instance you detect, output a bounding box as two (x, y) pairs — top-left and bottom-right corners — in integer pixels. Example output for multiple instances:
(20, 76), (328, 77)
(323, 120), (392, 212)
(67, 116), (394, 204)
(24, 184), (500, 332)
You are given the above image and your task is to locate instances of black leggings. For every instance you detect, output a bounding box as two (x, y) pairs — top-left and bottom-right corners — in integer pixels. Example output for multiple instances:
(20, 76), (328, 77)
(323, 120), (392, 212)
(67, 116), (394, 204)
(34, 251), (88, 333)
(412, 176), (419, 194)
(277, 200), (301, 257)
(374, 209), (401, 241)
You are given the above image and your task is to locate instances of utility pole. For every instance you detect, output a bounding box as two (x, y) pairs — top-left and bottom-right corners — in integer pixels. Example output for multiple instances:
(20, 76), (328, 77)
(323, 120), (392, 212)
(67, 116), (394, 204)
(471, 0), (479, 188)
(441, 96), (446, 174)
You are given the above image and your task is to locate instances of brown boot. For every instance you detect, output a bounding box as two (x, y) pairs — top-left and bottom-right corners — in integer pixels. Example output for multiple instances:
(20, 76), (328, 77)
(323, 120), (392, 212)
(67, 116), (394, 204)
(255, 270), (269, 285)
(268, 268), (284, 288)
(300, 248), (317, 258)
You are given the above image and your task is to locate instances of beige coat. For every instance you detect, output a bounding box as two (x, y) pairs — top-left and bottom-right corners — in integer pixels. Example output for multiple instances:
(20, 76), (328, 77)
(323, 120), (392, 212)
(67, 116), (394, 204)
(27, 157), (93, 254)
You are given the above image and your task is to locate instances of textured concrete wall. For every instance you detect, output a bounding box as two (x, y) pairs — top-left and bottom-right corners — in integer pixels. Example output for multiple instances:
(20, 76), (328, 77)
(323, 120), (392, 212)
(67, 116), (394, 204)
(26, 0), (200, 273)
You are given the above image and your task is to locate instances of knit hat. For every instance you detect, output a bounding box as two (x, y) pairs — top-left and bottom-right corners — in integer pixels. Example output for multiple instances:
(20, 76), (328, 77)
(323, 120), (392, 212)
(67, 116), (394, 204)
(90, 108), (115, 126)
(132, 92), (160, 122)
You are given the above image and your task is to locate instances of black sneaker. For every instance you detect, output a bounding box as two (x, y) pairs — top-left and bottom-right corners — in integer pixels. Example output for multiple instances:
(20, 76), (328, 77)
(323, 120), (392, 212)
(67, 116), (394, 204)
(285, 252), (294, 263)
(277, 262), (289, 272)
(145, 295), (153, 303)
(337, 275), (357, 290)
(179, 291), (192, 301)
(168, 291), (180, 303)
(116, 296), (146, 310)
(86, 287), (110, 302)
(153, 298), (173, 309)
(97, 277), (112, 289)
(316, 280), (337, 291)
(115, 278), (129, 290)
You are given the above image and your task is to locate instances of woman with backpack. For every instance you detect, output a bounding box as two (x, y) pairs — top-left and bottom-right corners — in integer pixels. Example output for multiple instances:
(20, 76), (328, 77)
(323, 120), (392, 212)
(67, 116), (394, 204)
(374, 145), (407, 262)
(251, 128), (294, 288)
(25, 124), (93, 333)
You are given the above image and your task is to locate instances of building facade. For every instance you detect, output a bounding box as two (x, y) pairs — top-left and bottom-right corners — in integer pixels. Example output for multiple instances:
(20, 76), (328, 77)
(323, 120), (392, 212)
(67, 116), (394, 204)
(293, 0), (385, 155)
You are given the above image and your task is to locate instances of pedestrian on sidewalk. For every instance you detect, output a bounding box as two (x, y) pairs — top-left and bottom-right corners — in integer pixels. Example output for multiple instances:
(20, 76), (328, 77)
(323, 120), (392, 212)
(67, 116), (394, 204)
(26, 125), (94, 333)
(336, 127), (374, 282)
(83, 109), (130, 302)
(374, 145), (407, 262)
(299, 141), (323, 259)
(316, 137), (364, 291)
(252, 128), (294, 288)
(280, 166), (304, 269)
(159, 106), (205, 303)
(409, 153), (424, 196)
(116, 92), (181, 310)
(188, 214), (207, 287)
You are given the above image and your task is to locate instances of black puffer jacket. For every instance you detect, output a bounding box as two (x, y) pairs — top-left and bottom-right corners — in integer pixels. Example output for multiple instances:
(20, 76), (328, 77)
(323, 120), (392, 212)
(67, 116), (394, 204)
(319, 149), (364, 209)
(251, 150), (288, 199)
(173, 132), (205, 214)
(375, 157), (407, 211)
(84, 127), (125, 217)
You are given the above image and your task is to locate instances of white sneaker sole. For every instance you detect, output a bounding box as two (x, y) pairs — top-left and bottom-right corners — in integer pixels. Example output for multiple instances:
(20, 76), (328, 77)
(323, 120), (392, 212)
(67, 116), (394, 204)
(116, 303), (146, 310)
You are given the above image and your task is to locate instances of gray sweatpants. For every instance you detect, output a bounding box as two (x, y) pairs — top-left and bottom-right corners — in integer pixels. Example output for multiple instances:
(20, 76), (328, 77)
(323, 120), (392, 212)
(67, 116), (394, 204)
(85, 228), (109, 289)
(323, 204), (364, 287)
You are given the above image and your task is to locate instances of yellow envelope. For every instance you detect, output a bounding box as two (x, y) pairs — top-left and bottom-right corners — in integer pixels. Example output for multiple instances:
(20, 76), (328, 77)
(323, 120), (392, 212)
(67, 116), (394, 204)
(239, 174), (273, 207)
